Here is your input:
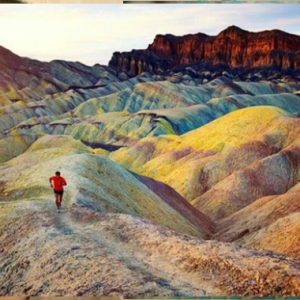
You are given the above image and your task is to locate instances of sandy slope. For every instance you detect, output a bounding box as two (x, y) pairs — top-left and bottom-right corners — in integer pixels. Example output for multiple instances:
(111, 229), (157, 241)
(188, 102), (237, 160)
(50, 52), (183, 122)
(1, 202), (300, 297)
(0, 202), (215, 297)
(214, 184), (300, 258)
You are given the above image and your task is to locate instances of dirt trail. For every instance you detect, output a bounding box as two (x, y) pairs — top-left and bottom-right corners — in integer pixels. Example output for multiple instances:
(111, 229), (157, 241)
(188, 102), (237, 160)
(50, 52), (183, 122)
(1, 199), (300, 297)
(0, 199), (219, 297)
(47, 202), (218, 296)
(64, 208), (216, 296)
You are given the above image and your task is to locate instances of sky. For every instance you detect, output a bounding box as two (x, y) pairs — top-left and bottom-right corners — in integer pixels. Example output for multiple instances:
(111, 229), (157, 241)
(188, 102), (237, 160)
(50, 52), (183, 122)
(0, 4), (300, 66)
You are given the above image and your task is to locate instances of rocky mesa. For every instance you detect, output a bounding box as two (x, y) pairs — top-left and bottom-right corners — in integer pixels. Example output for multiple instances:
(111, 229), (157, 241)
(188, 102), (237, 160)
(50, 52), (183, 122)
(109, 26), (300, 77)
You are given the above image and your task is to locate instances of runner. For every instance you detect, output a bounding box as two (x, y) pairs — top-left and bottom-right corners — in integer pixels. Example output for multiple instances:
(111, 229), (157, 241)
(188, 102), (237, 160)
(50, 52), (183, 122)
(49, 171), (67, 213)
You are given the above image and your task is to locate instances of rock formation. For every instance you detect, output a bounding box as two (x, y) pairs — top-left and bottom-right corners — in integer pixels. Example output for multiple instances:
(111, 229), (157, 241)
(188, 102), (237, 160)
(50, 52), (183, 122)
(109, 26), (300, 77)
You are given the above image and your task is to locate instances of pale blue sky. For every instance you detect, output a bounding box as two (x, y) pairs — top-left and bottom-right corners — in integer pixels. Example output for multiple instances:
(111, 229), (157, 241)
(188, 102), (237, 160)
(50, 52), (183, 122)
(0, 4), (300, 66)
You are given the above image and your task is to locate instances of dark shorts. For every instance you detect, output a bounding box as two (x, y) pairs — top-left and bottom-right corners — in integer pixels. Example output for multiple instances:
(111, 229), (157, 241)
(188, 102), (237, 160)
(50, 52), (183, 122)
(54, 190), (64, 195)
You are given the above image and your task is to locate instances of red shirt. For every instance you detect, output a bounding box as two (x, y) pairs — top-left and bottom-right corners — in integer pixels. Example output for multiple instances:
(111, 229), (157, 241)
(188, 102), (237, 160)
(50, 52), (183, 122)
(50, 176), (67, 191)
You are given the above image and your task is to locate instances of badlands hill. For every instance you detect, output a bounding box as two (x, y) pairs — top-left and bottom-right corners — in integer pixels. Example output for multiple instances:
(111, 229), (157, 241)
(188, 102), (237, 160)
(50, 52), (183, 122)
(1, 26), (300, 297)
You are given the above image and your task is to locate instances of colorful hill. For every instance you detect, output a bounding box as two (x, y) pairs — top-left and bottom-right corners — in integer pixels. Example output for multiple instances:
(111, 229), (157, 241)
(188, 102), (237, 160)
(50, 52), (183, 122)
(1, 30), (300, 297)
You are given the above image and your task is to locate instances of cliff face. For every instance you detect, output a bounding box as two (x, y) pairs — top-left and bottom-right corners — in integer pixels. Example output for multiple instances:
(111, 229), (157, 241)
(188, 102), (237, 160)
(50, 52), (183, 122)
(109, 26), (300, 76)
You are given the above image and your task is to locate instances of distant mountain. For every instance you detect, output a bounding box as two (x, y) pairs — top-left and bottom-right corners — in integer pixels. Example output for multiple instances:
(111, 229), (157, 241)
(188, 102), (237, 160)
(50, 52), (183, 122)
(109, 25), (300, 77)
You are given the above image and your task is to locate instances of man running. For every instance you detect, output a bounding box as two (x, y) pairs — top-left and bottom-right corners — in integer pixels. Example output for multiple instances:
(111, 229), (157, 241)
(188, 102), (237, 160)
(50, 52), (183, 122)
(49, 171), (67, 213)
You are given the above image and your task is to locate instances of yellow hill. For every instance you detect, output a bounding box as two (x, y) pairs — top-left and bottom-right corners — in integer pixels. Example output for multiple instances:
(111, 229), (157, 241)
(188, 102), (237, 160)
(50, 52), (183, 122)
(110, 106), (292, 199)
(1, 134), (211, 238)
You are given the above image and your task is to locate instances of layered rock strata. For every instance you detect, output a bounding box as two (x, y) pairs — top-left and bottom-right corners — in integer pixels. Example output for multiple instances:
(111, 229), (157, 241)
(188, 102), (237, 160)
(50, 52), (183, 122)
(109, 26), (300, 77)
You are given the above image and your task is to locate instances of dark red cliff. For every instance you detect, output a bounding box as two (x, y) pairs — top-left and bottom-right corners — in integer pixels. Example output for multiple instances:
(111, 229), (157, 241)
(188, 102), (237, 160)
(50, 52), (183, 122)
(108, 26), (300, 76)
